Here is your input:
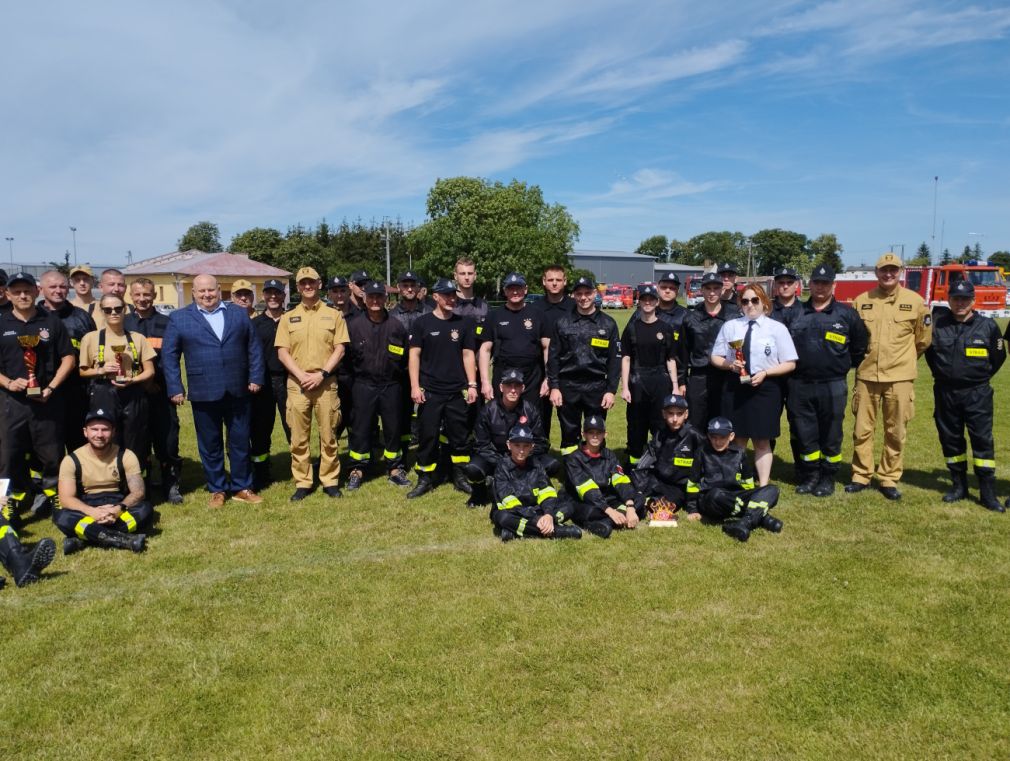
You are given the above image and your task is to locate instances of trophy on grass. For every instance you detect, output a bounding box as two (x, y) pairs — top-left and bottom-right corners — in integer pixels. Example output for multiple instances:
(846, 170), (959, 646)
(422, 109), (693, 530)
(110, 343), (129, 383)
(648, 496), (679, 527)
(17, 335), (42, 397)
(728, 338), (751, 385)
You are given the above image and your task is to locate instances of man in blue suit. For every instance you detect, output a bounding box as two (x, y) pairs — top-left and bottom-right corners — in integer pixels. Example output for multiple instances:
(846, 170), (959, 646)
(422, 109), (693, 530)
(162, 274), (265, 507)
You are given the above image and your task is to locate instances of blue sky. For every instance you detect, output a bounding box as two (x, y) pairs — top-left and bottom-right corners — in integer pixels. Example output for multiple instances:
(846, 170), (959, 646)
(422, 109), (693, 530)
(2, 0), (1009, 269)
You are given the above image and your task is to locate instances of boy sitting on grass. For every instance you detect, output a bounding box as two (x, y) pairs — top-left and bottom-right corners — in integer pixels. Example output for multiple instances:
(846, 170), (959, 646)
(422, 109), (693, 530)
(564, 415), (639, 538)
(632, 393), (704, 516)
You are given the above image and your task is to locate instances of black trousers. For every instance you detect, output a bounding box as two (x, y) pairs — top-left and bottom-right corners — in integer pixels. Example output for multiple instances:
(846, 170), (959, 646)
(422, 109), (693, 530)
(348, 379), (403, 471)
(626, 367), (673, 462)
(699, 484), (780, 522)
(686, 371), (727, 429)
(556, 382), (607, 454)
(63, 379), (89, 452)
(399, 382), (417, 448)
(88, 382), (149, 472)
(251, 373), (290, 461)
(933, 383), (995, 475)
(0, 393), (65, 501)
(54, 492), (154, 539)
(415, 390), (471, 474)
(336, 372), (354, 440)
(787, 378), (848, 477)
(142, 388), (182, 480)
(490, 495), (579, 537)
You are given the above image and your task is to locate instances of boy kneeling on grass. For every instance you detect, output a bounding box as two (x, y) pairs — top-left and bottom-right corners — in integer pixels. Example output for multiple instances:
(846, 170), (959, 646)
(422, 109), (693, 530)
(564, 415), (640, 538)
(491, 425), (582, 543)
(632, 393), (705, 515)
(685, 417), (783, 542)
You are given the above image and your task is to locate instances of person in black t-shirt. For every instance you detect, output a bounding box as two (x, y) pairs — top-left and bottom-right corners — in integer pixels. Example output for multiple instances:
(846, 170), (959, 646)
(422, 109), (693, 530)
(406, 278), (478, 499)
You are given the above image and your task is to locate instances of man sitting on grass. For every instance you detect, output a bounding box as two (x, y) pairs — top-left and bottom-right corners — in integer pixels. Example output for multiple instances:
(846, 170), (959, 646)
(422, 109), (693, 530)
(685, 417), (782, 542)
(564, 415), (639, 538)
(491, 425), (582, 543)
(55, 409), (153, 555)
(632, 393), (704, 513)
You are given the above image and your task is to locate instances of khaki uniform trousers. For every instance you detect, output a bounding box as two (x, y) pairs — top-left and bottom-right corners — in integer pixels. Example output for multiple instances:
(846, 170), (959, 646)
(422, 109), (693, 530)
(851, 379), (915, 488)
(287, 377), (342, 488)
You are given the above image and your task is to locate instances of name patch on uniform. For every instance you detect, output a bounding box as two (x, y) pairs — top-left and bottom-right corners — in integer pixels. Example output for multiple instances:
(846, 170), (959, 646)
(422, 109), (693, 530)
(475, 326), (483, 335)
(673, 457), (693, 467)
(965, 347), (988, 358)
(673, 331), (680, 341)
(899, 303), (912, 311)
(147, 337), (163, 349)
(289, 316), (302, 323)
(590, 338), (610, 348)
(825, 332), (847, 344)
(388, 344), (404, 356)
(861, 304), (873, 310)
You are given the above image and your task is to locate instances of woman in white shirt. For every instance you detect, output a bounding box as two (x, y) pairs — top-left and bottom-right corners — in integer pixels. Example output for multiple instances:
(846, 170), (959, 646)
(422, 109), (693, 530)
(711, 284), (797, 485)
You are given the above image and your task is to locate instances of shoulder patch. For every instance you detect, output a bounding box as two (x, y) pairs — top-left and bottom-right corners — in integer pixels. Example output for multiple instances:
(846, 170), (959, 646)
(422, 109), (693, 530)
(923, 315), (931, 326)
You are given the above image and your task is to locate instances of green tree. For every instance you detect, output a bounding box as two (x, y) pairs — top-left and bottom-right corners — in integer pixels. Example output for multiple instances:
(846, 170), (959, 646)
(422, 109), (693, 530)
(407, 177), (580, 295)
(230, 227), (284, 261)
(178, 221), (222, 252)
(668, 238), (689, 263)
(906, 241), (931, 266)
(972, 242), (983, 259)
(681, 231), (747, 268)
(959, 245), (972, 263)
(47, 250), (72, 276)
(750, 228), (810, 276)
(807, 233), (844, 274)
(940, 248), (952, 265)
(635, 235), (669, 260)
(989, 251), (1010, 271)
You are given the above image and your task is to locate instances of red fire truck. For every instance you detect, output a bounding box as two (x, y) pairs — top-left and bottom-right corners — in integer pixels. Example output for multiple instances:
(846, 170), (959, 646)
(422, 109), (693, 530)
(833, 262), (1009, 318)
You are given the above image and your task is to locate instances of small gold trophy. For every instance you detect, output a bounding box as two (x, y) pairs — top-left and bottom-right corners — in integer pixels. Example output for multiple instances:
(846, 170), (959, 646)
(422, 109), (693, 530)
(110, 344), (129, 383)
(17, 335), (42, 397)
(728, 338), (751, 385)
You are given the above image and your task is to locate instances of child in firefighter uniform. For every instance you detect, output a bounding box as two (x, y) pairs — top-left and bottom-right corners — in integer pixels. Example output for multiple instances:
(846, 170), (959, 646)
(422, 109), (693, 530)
(632, 394), (704, 512)
(490, 425), (582, 542)
(686, 417), (783, 542)
(563, 415), (639, 538)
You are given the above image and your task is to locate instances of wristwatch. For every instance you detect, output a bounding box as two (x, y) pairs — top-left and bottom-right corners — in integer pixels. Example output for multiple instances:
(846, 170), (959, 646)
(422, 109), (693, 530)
(320, 368), (331, 379)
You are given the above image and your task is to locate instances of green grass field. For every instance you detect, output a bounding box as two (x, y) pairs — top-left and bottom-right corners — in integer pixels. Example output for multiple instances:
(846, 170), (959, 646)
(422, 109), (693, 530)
(4, 309), (1010, 759)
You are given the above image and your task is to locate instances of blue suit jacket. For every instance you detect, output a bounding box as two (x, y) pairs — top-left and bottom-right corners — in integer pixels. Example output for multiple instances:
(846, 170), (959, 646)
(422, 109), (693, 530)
(162, 302), (265, 402)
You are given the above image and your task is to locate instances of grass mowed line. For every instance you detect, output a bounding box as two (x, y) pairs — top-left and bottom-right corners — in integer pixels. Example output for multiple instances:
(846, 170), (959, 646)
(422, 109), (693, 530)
(4, 310), (1010, 759)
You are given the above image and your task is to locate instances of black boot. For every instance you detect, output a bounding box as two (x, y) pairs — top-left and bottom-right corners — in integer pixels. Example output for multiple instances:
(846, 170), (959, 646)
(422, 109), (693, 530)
(722, 508), (765, 542)
(451, 465), (472, 495)
(252, 460), (272, 492)
(760, 513), (783, 533)
(92, 528), (146, 552)
(812, 473), (836, 498)
(585, 520), (612, 539)
(942, 469), (968, 503)
(163, 463), (183, 504)
(795, 472), (820, 494)
(978, 474), (1005, 513)
(466, 481), (490, 508)
(0, 533), (57, 587)
(63, 537), (87, 556)
(551, 524), (583, 540)
(407, 475), (435, 499)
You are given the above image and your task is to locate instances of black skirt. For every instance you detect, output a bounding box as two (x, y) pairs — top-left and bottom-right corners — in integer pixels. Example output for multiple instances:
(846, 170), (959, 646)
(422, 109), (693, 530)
(721, 376), (782, 439)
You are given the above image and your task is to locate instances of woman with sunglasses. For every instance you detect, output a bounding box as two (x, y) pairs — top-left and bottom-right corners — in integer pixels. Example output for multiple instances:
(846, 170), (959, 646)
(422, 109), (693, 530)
(711, 283), (797, 486)
(78, 295), (157, 463)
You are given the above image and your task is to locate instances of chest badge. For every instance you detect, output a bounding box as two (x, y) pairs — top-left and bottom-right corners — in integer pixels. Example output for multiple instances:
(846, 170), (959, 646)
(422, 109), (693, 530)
(598, 328), (606, 336)
(656, 332), (664, 341)
(450, 329), (459, 342)
(764, 343), (772, 356)
(523, 318), (533, 330)
(39, 328), (51, 341)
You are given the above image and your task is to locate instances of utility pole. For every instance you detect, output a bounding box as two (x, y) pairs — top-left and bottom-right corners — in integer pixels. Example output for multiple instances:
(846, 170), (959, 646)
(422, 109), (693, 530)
(4, 237), (13, 268)
(380, 220), (391, 285)
(70, 226), (78, 264)
(931, 177), (938, 249)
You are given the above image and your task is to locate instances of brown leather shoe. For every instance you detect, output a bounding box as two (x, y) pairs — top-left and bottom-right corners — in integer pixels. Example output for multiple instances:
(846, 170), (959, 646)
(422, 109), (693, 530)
(208, 492), (227, 508)
(232, 489), (263, 504)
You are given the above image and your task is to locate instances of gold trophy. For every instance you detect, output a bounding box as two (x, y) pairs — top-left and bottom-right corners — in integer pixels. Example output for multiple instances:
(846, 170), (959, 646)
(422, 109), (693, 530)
(728, 338), (751, 385)
(110, 343), (129, 383)
(17, 335), (42, 397)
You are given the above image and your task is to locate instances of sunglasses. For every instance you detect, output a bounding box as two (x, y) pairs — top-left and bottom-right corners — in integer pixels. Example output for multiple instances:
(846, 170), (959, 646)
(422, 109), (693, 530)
(740, 297), (761, 306)
(101, 306), (125, 315)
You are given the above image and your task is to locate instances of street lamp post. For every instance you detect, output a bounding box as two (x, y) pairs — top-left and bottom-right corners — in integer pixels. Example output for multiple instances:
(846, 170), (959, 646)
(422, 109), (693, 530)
(379, 220), (392, 286)
(70, 226), (78, 264)
(4, 237), (12, 268)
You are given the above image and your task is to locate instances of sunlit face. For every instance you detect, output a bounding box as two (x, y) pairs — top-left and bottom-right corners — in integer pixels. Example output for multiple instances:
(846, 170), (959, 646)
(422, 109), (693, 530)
(71, 272), (93, 297)
(542, 269), (566, 296)
(193, 275), (221, 310)
(454, 264), (476, 289)
(41, 274), (69, 307)
(638, 294), (658, 314)
(775, 278), (798, 300)
(950, 294), (974, 319)
(433, 292), (457, 312)
(232, 289), (254, 309)
(507, 440), (533, 464)
(8, 283), (38, 310)
(500, 380), (524, 404)
(264, 288), (284, 310)
(709, 432), (734, 452)
(583, 428), (606, 448)
(297, 279), (320, 303)
(740, 289), (763, 318)
(101, 273), (126, 298)
(504, 284), (526, 306)
(663, 406), (689, 430)
(573, 286), (596, 310)
(657, 281), (678, 303)
(84, 420), (114, 449)
(809, 280), (834, 302)
(876, 265), (901, 290)
(131, 283), (155, 313)
(100, 295), (126, 327)
(350, 280), (367, 299)
(702, 283), (722, 305)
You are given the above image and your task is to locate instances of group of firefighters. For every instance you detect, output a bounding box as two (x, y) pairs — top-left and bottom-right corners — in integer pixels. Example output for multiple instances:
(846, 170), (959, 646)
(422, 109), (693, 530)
(0, 249), (1006, 586)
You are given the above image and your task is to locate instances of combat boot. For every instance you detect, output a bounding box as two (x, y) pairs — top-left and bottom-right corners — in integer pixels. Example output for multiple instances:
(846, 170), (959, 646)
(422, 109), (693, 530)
(407, 475), (435, 499)
(812, 473), (836, 498)
(795, 472), (820, 495)
(252, 460), (272, 492)
(0, 532), (57, 587)
(451, 465), (472, 495)
(722, 508), (765, 543)
(585, 520), (612, 539)
(163, 464), (183, 504)
(551, 524), (583, 540)
(978, 474), (1005, 513)
(942, 469), (968, 503)
(759, 513), (783, 533)
(92, 528), (146, 553)
(466, 480), (490, 509)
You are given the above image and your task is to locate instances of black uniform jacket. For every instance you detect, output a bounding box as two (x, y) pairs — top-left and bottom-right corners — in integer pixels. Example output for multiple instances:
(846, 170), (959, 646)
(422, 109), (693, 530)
(474, 398), (548, 463)
(686, 444), (755, 511)
(790, 298), (869, 382)
(566, 446), (634, 509)
(684, 302), (740, 372)
(346, 311), (408, 384)
(390, 301), (431, 337)
(771, 299), (803, 332)
(547, 309), (621, 392)
(40, 301), (95, 351)
(925, 310), (1006, 387)
(494, 458), (560, 514)
(634, 423), (705, 489)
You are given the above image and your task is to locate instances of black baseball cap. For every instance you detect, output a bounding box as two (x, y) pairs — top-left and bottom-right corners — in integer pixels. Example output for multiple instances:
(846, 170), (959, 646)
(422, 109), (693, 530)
(500, 368), (525, 385)
(503, 272), (527, 287)
(638, 283), (659, 298)
(700, 272), (721, 287)
(363, 281), (387, 296)
(810, 264), (835, 283)
(508, 425), (536, 443)
(85, 408), (116, 425)
(263, 278), (286, 292)
(0, 269), (7, 286)
(657, 271), (681, 285)
(662, 394), (689, 409)
(583, 415), (606, 432)
(431, 278), (457, 295)
(773, 266), (798, 280)
(397, 271), (420, 283)
(950, 280), (975, 297)
(717, 261), (738, 275)
(707, 417), (733, 434)
(350, 270), (370, 285)
(7, 272), (36, 288)
(572, 276), (596, 291)
(327, 276), (349, 289)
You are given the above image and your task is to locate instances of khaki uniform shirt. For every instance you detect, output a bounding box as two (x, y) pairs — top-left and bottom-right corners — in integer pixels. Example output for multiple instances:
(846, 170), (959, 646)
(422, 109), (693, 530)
(853, 285), (932, 383)
(59, 444), (142, 495)
(274, 301), (349, 372)
(78, 330), (156, 377)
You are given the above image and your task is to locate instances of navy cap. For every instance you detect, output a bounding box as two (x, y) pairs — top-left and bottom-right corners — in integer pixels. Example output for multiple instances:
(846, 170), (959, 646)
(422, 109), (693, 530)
(810, 264), (835, 283)
(500, 368), (525, 385)
(950, 279), (975, 297)
(503, 272), (527, 287)
(707, 416), (734, 434)
(508, 425), (536, 443)
(638, 283), (659, 298)
(572, 276), (596, 291)
(327, 276), (349, 289)
(363, 281), (387, 296)
(397, 271), (420, 283)
(85, 408), (116, 425)
(0, 268), (7, 286)
(7, 272), (36, 288)
(350, 270), (370, 285)
(263, 278), (286, 292)
(583, 415), (606, 432)
(662, 394), (689, 409)
(657, 271), (681, 285)
(717, 261), (738, 275)
(700, 272), (722, 286)
(773, 266), (798, 280)
(431, 277), (457, 295)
